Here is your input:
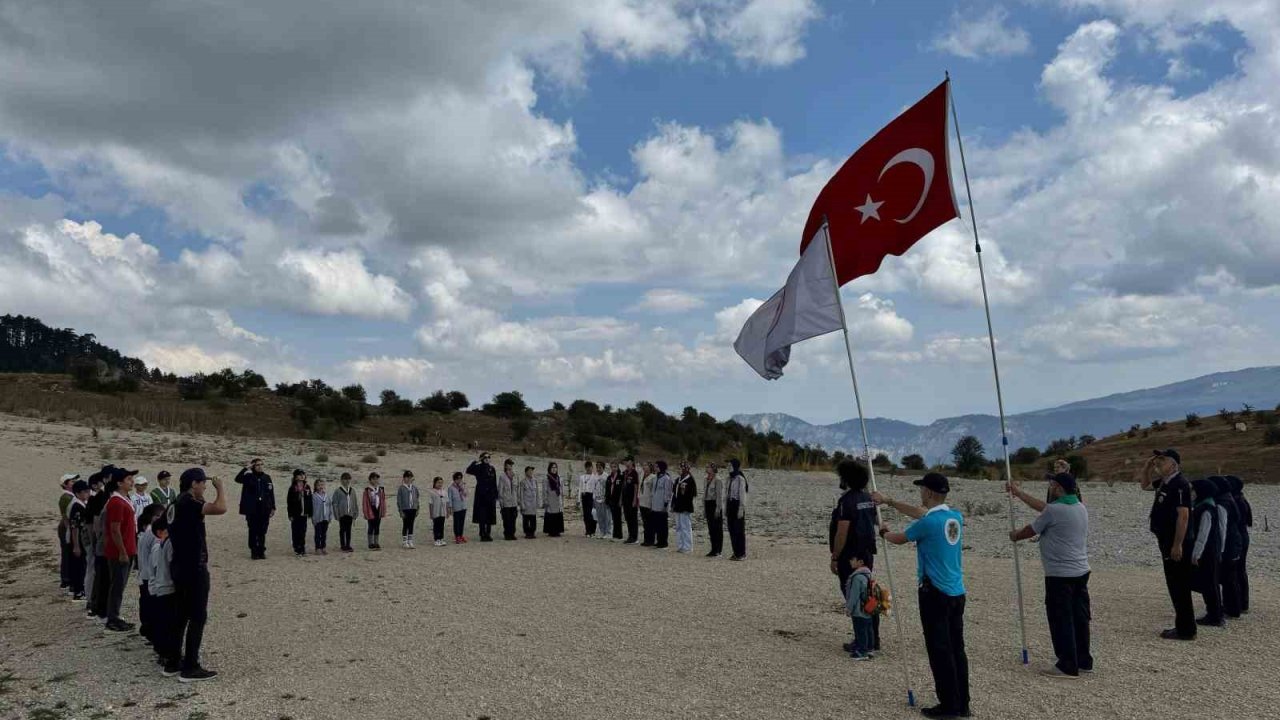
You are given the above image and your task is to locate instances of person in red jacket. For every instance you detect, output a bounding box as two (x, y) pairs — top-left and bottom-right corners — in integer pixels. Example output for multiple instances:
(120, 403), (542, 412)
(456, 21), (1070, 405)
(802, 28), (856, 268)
(362, 472), (387, 550)
(104, 467), (140, 632)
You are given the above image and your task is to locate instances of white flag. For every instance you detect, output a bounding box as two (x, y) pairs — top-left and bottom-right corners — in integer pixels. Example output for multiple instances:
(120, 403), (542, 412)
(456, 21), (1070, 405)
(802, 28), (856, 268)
(733, 232), (844, 379)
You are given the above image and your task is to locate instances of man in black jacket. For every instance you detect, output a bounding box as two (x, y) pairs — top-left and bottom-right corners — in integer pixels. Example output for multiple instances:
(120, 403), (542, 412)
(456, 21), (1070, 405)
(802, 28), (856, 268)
(1138, 449), (1194, 640)
(466, 453), (498, 542)
(829, 459), (880, 650)
(234, 459), (276, 559)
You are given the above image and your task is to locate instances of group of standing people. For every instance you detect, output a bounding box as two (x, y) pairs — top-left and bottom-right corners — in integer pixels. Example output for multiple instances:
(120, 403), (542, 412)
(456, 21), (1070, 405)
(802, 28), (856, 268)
(55, 464), (226, 683)
(575, 458), (748, 559)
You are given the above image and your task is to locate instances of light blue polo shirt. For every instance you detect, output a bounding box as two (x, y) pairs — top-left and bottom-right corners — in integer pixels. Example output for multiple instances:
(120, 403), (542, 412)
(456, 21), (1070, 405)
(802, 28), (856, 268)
(905, 504), (965, 596)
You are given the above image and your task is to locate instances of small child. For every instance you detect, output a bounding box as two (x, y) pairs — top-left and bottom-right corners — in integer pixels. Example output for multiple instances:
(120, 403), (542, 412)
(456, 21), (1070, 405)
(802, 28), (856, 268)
(397, 471), (421, 549)
(1191, 478), (1224, 626)
(333, 472), (358, 553)
(448, 471), (468, 544)
(845, 553), (875, 661)
(148, 516), (179, 676)
(135, 503), (166, 645)
(429, 477), (448, 547)
(312, 479), (332, 555)
(362, 472), (387, 550)
(286, 470), (312, 557)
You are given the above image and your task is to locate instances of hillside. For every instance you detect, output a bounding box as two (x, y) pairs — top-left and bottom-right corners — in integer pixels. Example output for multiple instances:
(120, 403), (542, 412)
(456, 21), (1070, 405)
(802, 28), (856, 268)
(735, 366), (1280, 463)
(1077, 410), (1280, 483)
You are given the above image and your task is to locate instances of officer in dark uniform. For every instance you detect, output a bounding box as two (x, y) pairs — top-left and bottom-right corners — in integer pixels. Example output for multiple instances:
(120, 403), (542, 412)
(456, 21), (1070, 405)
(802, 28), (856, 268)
(234, 458), (276, 559)
(466, 452), (498, 542)
(1139, 448), (1194, 640)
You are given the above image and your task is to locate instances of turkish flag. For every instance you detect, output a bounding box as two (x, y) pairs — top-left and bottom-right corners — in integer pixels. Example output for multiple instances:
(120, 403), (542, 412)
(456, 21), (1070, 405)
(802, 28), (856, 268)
(800, 80), (959, 286)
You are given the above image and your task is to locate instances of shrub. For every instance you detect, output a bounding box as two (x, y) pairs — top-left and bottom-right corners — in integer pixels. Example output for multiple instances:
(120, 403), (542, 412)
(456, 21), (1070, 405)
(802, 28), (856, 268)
(311, 418), (337, 440)
(901, 454), (926, 471)
(1011, 447), (1041, 465)
(1185, 413), (1201, 428)
(1127, 424), (1140, 438)
(315, 453), (329, 463)
(481, 390), (531, 418)
(406, 426), (428, 444)
(447, 391), (470, 411)
(1065, 454), (1088, 479)
(510, 416), (534, 441)
(872, 452), (892, 467)
(951, 436), (986, 475)
(1264, 426), (1280, 446)
(177, 375), (209, 400)
(417, 391), (453, 413)
(361, 454), (378, 463)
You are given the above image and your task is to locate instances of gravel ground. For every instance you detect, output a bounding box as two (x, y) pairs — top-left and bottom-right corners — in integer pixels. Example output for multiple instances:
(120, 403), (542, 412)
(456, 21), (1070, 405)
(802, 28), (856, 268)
(0, 414), (1276, 720)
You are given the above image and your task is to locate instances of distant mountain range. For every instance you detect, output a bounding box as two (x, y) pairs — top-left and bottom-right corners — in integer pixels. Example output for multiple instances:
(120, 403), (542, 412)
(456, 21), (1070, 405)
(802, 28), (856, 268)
(733, 366), (1280, 464)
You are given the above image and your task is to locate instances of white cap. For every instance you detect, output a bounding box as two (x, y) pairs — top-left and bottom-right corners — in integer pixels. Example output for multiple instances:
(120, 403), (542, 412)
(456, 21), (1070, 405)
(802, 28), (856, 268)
(135, 476), (149, 485)
(60, 473), (80, 483)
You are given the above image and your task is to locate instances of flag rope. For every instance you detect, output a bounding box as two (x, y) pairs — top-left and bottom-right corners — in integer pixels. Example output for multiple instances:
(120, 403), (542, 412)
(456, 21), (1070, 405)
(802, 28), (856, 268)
(821, 218), (916, 707)
(946, 73), (1031, 666)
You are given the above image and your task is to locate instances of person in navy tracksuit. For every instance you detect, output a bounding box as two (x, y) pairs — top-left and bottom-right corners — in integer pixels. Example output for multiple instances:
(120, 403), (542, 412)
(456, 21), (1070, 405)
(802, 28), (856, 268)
(234, 458), (276, 560)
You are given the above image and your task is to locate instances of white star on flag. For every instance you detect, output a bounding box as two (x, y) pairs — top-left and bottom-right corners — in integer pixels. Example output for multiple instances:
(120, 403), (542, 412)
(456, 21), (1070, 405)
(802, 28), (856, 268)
(854, 194), (883, 223)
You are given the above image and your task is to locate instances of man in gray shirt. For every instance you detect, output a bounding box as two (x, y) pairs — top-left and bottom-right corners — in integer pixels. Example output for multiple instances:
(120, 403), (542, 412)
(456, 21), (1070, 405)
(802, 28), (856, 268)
(1009, 472), (1093, 678)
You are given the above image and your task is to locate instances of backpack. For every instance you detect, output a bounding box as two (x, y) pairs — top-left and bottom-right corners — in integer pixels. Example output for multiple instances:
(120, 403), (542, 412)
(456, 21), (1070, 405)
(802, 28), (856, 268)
(864, 577), (891, 616)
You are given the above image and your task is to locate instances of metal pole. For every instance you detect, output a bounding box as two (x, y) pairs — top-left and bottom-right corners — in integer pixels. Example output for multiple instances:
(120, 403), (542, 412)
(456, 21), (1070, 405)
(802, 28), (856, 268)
(946, 72), (1030, 666)
(822, 219), (916, 707)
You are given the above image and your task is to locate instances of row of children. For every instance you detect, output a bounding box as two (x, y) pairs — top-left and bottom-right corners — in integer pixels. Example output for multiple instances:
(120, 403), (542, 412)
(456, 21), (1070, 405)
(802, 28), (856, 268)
(281, 465), (565, 554)
(55, 465), (226, 682)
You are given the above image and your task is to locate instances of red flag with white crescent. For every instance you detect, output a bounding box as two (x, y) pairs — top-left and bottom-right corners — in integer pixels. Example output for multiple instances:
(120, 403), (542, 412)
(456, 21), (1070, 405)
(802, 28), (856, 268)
(800, 80), (958, 286)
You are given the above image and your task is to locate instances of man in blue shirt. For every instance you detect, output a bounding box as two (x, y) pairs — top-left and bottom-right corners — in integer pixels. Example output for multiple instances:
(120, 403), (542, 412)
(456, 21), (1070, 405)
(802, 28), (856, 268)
(876, 473), (969, 719)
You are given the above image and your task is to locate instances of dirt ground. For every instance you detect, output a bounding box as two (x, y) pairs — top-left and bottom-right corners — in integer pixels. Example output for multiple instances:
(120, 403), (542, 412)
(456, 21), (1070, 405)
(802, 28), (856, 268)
(0, 414), (1276, 720)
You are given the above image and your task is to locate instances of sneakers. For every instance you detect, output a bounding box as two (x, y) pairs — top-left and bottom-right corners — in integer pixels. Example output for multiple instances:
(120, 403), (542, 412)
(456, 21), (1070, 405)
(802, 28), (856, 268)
(850, 653), (871, 662)
(178, 667), (218, 683)
(435, 540), (445, 547)
(1039, 665), (1078, 679)
(729, 555), (745, 561)
(105, 620), (135, 632)
(72, 593), (85, 601)
(162, 662), (181, 678)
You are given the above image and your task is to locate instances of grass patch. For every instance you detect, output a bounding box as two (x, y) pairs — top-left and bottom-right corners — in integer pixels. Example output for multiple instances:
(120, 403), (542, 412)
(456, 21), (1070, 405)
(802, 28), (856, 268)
(314, 453), (329, 463)
(360, 454), (377, 463)
(48, 671), (75, 684)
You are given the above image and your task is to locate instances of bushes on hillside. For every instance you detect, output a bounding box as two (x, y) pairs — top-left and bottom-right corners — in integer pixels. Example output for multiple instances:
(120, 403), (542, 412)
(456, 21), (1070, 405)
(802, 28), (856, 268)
(901, 454), (926, 471)
(482, 390), (531, 418)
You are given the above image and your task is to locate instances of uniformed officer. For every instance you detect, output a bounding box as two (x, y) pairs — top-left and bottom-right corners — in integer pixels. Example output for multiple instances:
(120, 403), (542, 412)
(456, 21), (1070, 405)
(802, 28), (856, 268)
(234, 458), (276, 560)
(876, 473), (969, 720)
(1138, 448), (1194, 640)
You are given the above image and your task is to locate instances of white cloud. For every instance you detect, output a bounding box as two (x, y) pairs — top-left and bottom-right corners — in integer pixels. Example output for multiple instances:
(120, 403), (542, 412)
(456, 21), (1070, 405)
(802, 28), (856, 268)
(340, 356), (436, 392)
(628, 288), (706, 314)
(275, 248), (413, 320)
(135, 344), (250, 375)
(535, 350), (645, 388)
(1021, 294), (1255, 362)
(933, 6), (1032, 60)
(711, 0), (821, 67)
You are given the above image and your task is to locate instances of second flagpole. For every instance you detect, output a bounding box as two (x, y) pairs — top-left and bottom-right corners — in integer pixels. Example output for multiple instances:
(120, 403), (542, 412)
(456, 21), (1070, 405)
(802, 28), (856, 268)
(946, 73), (1031, 666)
(821, 217), (916, 708)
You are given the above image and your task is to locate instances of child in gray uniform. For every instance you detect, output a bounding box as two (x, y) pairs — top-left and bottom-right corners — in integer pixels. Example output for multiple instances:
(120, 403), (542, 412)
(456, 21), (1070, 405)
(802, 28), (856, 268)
(429, 477), (448, 547)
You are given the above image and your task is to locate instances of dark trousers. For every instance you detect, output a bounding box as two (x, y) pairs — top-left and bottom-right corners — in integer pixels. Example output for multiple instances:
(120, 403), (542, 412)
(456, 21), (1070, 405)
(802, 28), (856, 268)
(1196, 555), (1223, 622)
(290, 516), (307, 553)
(245, 512), (270, 557)
(1162, 556), (1196, 637)
(1220, 557), (1242, 617)
(152, 593), (178, 663)
(610, 504), (623, 539)
(367, 517), (382, 546)
(314, 520), (330, 550)
(402, 509), (419, 538)
(918, 584), (970, 713)
(726, 500), (746, 557)
(624, 504), (638, 542)
(338, 516), (354, 550)
(501, 507), (519, 539)
(139, 582), (153, 639)
(453, 510), (467, 538)
(106, 559), (131, 623)
(544, 512), (564, 537)
(59, 530), (71, 587)
(90, 555), (110, 617)
(174, 568), (210, 672)
(1239, 536), (1250, 612)
(581, 494), (596, 535)
(852, 617), (874, 656)
(640, 507), (653, 545)
(838, 558), (880, 649)
(1044, 573), (1093, 675)
(705, 503), (723, 554)
(522, 514), (537, 538)
(652, 511), (669, 547)
(68, 551), (86, 595)
(433, 516), (446, 541)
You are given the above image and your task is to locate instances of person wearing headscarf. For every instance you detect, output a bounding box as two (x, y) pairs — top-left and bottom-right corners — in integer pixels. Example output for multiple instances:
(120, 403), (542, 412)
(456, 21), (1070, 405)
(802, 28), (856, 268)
(621, 460), (640, 544)
(1225, 475), (1252, 613)
(650, 461), (673, 550)
(726, 459), (749, 561)
(1208, 476), (1243, 619)
(466, 452), (499, 542)
(703, 463), (724, 558)
(1189, 478), (1223, 627)
(542, 463), (565, 537)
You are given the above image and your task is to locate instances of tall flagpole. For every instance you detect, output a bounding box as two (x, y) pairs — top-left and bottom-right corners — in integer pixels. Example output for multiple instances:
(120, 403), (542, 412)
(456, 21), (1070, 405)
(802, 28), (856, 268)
(946, 72), (1030, 666)
(821, 217), (916, 708)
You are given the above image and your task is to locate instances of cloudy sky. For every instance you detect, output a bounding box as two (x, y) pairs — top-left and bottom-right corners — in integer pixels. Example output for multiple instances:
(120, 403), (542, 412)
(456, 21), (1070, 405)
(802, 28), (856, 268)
(1, 0), (1278, 425)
